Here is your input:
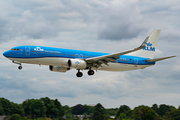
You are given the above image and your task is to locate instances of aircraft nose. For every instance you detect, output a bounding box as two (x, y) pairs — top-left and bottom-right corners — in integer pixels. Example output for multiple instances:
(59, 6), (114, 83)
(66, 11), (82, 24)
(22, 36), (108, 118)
(3, 51), (9, 57)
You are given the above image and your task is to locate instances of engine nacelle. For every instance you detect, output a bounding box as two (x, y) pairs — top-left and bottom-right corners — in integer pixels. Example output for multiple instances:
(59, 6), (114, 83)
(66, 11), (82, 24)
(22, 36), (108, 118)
(68, 59), (87, 69)
(49, 65), (70, 72)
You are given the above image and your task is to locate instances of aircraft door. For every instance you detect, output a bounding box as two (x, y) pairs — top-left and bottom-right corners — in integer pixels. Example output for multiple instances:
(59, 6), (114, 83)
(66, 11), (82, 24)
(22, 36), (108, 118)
(25, 47), (30, 56)
(134, 58), (138, 67)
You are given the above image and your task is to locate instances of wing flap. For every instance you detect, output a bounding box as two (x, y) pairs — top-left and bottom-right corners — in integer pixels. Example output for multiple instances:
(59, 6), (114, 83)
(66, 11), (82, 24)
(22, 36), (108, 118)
(145, 56), (176, 62)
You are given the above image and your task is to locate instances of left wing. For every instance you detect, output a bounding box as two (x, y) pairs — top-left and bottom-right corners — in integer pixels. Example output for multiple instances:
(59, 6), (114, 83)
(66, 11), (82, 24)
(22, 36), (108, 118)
(85, 36), (149, 67)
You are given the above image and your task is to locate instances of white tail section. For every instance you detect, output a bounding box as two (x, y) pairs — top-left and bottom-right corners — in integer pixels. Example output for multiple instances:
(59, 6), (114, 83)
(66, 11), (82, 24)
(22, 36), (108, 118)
(128, 29), (161, 59)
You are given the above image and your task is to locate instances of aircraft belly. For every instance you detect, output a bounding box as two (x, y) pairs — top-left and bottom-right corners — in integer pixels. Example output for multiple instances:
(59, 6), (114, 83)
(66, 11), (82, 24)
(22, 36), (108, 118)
(9, 57), (69, 66)
(9, 57), (153, 72)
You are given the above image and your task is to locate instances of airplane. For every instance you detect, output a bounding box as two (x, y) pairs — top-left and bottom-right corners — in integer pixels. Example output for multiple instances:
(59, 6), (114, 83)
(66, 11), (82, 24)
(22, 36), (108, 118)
(3, 29), (176, 77)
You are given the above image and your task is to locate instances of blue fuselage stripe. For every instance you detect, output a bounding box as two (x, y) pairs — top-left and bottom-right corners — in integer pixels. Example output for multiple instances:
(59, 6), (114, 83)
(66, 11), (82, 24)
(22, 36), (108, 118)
(4, 46), (155, 65)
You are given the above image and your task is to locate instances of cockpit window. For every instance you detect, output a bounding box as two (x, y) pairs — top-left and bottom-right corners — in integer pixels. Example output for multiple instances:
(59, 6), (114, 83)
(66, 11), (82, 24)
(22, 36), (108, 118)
(11, 48), (19, 51)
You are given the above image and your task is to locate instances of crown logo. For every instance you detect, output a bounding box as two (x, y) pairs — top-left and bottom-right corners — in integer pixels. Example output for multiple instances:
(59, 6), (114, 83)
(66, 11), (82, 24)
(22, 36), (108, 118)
(146, 42), (152, 46)
(75, 61), (80, 64)
(57, 66), (61, 69)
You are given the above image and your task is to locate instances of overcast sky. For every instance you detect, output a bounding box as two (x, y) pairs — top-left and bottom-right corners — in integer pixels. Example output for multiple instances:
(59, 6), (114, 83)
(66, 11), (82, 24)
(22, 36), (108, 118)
(0, 0), (180, 109)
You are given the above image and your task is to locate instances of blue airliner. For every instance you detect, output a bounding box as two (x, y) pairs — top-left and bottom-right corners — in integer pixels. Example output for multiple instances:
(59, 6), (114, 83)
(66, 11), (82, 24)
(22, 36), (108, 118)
(3, 29), (175, 77)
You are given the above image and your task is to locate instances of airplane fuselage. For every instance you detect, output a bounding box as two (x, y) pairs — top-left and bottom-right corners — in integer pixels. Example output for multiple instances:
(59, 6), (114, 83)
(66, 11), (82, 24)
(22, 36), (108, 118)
(4, 29), (175, 77)
(3, 45), (155, 72)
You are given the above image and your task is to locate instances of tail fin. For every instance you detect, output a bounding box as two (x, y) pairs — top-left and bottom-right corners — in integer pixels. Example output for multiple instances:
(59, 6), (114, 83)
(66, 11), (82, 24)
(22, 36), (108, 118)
(129, 29), (161, 59)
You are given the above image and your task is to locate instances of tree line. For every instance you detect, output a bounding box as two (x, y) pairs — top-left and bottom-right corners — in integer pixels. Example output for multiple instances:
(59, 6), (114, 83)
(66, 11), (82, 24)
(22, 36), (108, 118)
(0, 97), (180, 120)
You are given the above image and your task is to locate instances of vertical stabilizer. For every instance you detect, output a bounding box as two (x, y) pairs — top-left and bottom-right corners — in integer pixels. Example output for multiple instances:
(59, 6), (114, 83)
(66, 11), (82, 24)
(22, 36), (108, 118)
(128, 29), (161, 59)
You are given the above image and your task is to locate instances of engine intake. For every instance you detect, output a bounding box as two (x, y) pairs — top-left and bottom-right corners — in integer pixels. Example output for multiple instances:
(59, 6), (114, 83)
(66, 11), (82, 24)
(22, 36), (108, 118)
(68, 59), (87, 69)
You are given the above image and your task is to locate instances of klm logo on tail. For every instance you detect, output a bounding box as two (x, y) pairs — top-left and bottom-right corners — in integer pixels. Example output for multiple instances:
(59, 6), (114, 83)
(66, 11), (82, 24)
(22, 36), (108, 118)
(143, 42), (155, 51)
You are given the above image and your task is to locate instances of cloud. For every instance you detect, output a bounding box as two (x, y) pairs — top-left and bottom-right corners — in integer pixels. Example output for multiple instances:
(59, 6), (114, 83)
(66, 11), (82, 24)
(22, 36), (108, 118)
(97, 0), (146, 40)
(0, 0), (180, 109)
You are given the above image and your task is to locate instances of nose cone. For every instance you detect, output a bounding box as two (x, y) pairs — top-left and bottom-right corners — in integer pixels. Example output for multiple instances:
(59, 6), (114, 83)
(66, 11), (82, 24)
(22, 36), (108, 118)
(3, 51), (9, 57)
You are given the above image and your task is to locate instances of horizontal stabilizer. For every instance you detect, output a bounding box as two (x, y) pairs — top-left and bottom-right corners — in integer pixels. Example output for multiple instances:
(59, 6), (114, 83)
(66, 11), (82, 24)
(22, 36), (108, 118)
(145, 56), (176, 62)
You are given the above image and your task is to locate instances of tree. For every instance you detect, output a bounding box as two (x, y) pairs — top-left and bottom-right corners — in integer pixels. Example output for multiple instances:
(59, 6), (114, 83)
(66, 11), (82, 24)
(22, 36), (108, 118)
(105, 108), (118, 116)
(158, 104), (176, 116)
(92, 103), (105, 120)
(53, 99), (64, 119)
(11, 102), (24, 116)
(22, 99), (46, 118)
(29, 99), (46, 118)
(164, 109), (180, 120)
(118, 113), (126, 120)
(72, 104), (87, 115)
(40, 97), (64, 118)
(133, 105), (158, 120)
(22, 99), (31, 116)
(115, 105), (131, 119)
(0, 102), (4, 115)
(151, 104), (158, 113)
(63, 105), (72, 115)
(0, 98), (13, 115)
(9, 114), (21, 120)
(40, 97), (54, 118)
(84, 105), (95, 115)
(65, 113), (73, 119)
(83, 113), (88, 120)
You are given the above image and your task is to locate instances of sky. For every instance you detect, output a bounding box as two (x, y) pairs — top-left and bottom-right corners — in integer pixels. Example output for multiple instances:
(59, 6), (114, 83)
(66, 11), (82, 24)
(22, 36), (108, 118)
(0, 0), (180, 109)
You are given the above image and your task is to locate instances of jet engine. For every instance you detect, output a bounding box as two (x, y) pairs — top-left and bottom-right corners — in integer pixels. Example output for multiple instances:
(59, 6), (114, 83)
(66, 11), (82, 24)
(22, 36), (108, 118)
(67, 59), (87, 69)
(49, 65), (70, 72)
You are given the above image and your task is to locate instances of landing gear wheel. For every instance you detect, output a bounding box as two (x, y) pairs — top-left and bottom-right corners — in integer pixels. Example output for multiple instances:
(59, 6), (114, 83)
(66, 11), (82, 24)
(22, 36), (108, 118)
(88, 70), (94, 76)
(76, 72), (83, 77)
(18, 66), (22, 70)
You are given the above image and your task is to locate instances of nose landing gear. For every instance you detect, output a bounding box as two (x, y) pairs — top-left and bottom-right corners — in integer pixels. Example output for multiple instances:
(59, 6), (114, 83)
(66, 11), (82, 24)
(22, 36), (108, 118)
(18, 66), (22, 70)
(12, 61), (22, 70)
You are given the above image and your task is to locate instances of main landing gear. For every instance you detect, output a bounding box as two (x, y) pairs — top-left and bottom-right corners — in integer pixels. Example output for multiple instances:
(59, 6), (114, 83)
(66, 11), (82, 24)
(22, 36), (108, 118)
(88, 70), (94, 76)
(76, 70), (83, 77)
(76, 69), (95, 77)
